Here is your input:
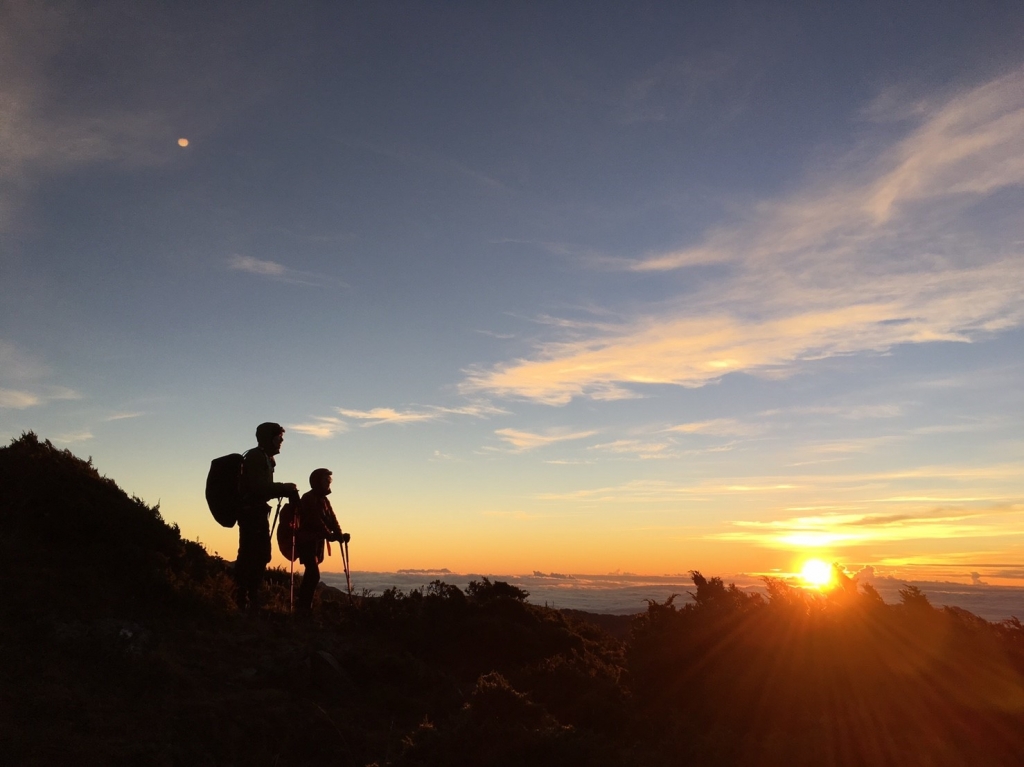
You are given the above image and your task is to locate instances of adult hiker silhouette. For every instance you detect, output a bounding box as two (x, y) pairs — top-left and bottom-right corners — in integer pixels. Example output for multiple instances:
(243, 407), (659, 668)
(234, 422), (299, 611)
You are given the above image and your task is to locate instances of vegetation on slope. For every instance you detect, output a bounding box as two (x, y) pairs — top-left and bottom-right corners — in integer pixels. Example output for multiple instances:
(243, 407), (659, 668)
(2, 433), (1022, 766)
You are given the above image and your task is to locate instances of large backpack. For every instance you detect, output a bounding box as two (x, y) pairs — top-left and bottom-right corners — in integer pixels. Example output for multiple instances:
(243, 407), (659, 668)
(205, 453), (245, 528)
(276, 502), (300, 561)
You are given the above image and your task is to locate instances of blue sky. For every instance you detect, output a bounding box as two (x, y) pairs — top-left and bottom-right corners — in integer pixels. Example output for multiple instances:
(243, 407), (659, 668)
(2, 1), (1022, 582)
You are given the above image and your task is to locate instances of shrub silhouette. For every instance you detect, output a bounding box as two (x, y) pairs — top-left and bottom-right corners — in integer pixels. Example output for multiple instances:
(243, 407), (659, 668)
(628, 570), (1024, 766)
(466, 576), (530, 603)
(394, 672), (616, 767)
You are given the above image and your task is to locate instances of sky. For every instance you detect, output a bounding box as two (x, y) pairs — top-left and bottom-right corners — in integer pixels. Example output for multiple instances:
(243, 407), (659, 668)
(2, 1), (1023, 586)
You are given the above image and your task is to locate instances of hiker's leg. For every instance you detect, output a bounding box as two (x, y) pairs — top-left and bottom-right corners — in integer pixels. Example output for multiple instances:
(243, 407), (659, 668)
(235, 508), (270, 608)
(250, 511), (271, 607)
(234, 516), (255, 607)
(297, 558), (320, 611)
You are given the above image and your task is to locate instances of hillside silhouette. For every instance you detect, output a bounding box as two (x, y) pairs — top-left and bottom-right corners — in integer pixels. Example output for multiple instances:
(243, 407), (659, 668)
(2, 432), (1023, 766)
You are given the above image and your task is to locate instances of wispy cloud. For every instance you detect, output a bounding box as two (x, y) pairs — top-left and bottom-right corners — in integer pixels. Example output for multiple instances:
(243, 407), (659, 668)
(46, 386), (81, 401)
(338, 403), (507, 426)
(533, 478), (797, 505)
(226, 254), (343, 288)
(714, 504), (1024, 549)
(804, 436), (905, 455)
(0, 385), (81, 409)
(54, 431), (93, 444)
(474, 329), (517, 340)
(0, 2), (314, 236)
(0, 4), (192, 232)
(761, 404), (905, 420)
(588, 439), (674, 459)
(668, 418), (765, 437)
(0, 389), (39, 409)
(0, 341), (81, 409)
(911, 420), (998, 435)
(228, 255), (286, 277)
(494, 427), (598, 452)
(841, 463), (1023, 484)
(289, 417), (349, 439)
(292, 402), (507, 437)
(462, 68), (1024, 405)
(337, 407), (437, 425)
(105, 411), (145, 421)
(531, 461), (1024, 508)
(435, 404), (510, 418)
(0, 341), (48, 381)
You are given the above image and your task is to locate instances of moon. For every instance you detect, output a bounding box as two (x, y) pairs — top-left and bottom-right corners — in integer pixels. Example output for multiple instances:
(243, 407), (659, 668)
(177, 138), (189, 147)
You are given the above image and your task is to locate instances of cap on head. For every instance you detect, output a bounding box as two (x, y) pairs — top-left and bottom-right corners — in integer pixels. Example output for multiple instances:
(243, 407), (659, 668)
(309, 468), (332, 487)
(255, 422), (285, 444)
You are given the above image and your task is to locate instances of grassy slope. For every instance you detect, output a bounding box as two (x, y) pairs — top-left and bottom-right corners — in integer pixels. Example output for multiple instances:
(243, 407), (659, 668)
(0, 434), (633, 766)
(2, 433), (1023, 767)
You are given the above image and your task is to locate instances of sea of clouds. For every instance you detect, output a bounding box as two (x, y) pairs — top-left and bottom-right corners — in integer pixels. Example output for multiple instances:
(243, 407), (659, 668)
(321, 570), (1024, 622)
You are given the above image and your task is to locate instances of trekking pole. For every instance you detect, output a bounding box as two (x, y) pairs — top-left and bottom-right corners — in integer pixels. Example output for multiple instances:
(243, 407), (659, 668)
(270, 498), (282, 539)
(289, 514), (297, 612)
(342, 538), (353, 599)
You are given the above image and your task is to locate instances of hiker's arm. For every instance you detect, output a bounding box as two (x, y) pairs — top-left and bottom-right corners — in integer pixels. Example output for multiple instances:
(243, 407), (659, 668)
(324, 500), (349, 542)
(277, 481), (300, 503)
(243, 452), (298, 503)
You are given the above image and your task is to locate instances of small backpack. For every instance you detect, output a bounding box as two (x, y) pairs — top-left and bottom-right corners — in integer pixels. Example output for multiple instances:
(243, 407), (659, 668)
(205, 453), (245, 528)
(276, 502), (301, 560)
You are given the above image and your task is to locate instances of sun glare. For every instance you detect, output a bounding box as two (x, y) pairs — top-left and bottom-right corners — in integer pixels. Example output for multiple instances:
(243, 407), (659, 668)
(800, 559), (834, 589)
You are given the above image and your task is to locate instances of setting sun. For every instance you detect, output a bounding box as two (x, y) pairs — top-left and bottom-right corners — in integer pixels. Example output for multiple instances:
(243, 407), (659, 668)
(800, 559), (835, 589)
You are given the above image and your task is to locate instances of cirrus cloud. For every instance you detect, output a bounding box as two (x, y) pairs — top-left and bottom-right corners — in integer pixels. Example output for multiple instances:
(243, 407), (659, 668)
(462, 67), (1024, 405)
(493, 427), (598, 452)
(227, 255), (286, 277)
(291, 401), (508, 438)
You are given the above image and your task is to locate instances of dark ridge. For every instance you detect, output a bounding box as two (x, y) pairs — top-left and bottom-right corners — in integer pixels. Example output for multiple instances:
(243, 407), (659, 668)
(2, 432), (1024, 766)
(0, 431), (233, 622)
